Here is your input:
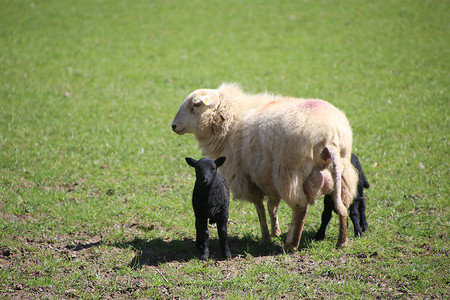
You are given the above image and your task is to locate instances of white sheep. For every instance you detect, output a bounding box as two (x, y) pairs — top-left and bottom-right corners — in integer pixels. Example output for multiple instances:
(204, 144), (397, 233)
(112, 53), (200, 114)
(172, 83), (358, 250)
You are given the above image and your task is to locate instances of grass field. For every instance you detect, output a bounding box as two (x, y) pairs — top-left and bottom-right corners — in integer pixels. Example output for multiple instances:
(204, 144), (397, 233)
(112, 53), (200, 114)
(0, 0), (448, 298)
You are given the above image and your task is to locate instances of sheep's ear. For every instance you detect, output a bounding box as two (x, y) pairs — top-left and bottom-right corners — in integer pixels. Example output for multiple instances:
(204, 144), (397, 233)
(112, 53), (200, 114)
(215, 156), (226, 168)
(185, 157), (197, 167)
(193, 94), (214, 107)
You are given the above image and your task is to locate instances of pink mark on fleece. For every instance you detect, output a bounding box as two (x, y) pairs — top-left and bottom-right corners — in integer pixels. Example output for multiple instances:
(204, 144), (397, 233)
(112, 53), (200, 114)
(298, 99), (325, 111)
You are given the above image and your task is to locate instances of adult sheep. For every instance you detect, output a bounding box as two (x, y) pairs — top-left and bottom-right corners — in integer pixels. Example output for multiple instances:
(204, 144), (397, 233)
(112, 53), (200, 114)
(172, 83), (358, 250)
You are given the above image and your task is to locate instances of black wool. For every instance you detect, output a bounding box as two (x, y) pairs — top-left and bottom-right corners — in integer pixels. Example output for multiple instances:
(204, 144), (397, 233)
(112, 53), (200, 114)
(316, 153), (370, 240)
(186, 156), (231, 260)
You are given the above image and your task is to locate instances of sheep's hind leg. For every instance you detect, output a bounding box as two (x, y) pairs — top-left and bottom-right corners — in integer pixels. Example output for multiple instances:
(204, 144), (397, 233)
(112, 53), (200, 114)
(327, 146), (348, 248)
(337, 214), (348, 248)
(253, 200), (270, 244)
(268, 196), (281, 237)
(284, 205), (308, 252)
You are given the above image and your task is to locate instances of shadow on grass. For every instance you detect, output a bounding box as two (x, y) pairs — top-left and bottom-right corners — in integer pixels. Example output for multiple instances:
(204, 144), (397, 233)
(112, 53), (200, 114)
(66, 230), (319, 268)
(122, 237), (196, 268)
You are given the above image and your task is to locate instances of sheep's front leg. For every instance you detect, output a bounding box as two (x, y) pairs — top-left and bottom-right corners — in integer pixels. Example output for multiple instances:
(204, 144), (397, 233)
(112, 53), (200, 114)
(195, 217), (209, 260)
(268, 196), (281, 237)
(284, 205), (308, 252)
(315, 194), (334, 241)
(217, 219), (231, 259)
(253, 200), (270, 244)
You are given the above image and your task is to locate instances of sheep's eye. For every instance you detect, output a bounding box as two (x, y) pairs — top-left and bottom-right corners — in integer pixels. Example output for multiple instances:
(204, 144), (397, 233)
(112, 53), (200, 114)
(193, 101), (202, 107)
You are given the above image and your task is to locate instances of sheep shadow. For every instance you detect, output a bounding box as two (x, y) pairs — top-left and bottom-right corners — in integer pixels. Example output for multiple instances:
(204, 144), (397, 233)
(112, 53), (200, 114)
(124, 229), (319, 267)
(66, 229), (319, 268)
(117, 236), (276, 268)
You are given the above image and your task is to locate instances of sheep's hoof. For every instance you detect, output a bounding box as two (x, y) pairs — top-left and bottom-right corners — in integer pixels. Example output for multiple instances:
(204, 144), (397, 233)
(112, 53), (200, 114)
(272, 228), (282, 237)
(335, 239), (348, 249)
(283, 243), (298, 253)
(259, 236), (271, 246)
(199, 253), (209, 260)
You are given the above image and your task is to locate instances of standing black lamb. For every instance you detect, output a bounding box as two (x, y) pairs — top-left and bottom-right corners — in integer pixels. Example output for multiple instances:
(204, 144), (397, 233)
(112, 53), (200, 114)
(316, 153), (370, 240)
(186, 156), (231, 260)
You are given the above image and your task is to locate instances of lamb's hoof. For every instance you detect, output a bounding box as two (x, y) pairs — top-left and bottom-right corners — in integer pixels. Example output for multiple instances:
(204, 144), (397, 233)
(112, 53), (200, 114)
(315, 232), (326, 241)
(220, 248), (232, 260)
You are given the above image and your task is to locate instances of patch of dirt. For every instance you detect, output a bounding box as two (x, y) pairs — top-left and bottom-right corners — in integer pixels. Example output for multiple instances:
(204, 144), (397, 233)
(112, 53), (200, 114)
(152, 184), (174, 196)
(2, 177), (114, 200)
(1, 221), (448, 299)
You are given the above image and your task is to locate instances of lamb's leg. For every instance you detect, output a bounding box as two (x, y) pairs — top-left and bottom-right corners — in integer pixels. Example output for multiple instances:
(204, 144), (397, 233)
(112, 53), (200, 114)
(195, 217), (209, 260)
(217, 219), (231, 259)
(253, 200), (270, 244)
(349, 201), (362, 237)
(267, 196), (281, 237)
(284, 205), (308, 252)
(315, 194), (334, 241)
(359, 199), (368, 233)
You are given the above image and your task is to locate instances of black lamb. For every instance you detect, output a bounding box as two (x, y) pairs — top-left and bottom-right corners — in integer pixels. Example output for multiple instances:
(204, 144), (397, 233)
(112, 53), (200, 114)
(185, 156), (231, 260)
(316, 153), (370, 240)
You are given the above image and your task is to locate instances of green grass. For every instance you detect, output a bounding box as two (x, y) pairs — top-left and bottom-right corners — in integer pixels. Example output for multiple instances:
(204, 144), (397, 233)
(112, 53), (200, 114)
(0, 0), (448, 298)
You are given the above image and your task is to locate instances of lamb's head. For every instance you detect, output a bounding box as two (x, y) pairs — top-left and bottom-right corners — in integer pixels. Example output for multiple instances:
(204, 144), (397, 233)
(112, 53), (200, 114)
(185, 157), (226, 186)
(171, 88), (220, 137)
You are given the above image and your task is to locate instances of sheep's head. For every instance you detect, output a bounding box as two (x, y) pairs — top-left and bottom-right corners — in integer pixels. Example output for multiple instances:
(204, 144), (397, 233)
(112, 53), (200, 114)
(171, 89), (219, 137)
(185, 157), (226, 186)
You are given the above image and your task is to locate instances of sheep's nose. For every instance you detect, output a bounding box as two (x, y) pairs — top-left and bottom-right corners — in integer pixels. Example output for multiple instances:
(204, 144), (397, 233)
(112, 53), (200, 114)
(171, 124), (177, 131)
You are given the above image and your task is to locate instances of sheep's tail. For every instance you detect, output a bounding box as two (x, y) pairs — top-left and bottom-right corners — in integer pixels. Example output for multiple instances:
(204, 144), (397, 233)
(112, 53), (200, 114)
(341, 154), (358, 209)
(328, 147), (357, 216)
(327, 147), (346, 217)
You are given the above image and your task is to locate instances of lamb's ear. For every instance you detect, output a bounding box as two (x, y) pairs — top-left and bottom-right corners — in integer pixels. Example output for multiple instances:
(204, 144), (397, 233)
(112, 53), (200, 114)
(215, 157), (226, 168)
(185, 157), (197, 167)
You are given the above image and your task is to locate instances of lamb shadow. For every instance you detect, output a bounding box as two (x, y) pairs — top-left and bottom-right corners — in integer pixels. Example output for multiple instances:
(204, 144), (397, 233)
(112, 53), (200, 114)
(117, 237), (197, 268)
(66, 237), (197, 267)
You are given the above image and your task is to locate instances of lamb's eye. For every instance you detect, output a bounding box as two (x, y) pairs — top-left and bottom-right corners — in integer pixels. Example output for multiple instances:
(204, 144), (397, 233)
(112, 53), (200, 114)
(193, 101), (202, 107)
